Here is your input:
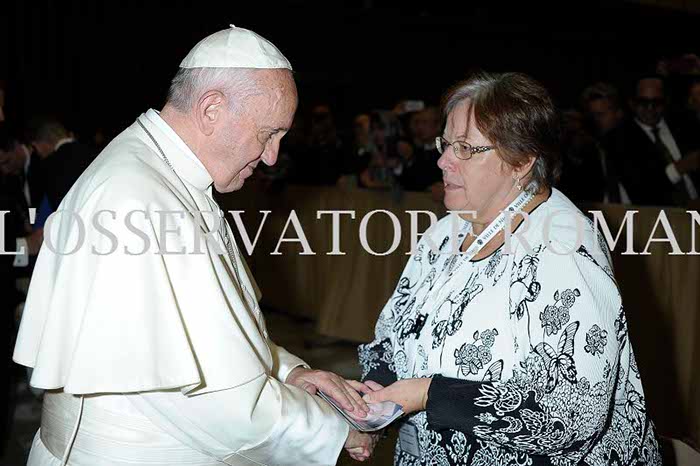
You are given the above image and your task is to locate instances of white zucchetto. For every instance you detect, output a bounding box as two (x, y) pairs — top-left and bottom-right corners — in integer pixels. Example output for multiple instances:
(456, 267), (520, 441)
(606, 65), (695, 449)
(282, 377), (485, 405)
(179, 24), (292, 70)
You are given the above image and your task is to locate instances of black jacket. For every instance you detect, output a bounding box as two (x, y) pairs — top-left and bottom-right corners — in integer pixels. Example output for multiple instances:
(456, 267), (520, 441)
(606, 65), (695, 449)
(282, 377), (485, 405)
(42, 140), (96, 209)
(603, 117), (700, 206)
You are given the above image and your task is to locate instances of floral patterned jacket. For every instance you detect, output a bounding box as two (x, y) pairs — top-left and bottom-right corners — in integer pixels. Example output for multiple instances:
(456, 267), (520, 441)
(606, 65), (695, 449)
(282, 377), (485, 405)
(359, 189), (661, 466)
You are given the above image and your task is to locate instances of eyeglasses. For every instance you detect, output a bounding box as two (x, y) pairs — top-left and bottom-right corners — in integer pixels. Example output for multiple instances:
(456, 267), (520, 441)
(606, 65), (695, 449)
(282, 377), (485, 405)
(435, 136), (494, 160)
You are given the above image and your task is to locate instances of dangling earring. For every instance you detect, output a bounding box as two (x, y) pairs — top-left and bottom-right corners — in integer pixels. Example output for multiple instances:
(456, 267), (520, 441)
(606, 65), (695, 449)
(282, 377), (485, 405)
(513, 174), (523, 191)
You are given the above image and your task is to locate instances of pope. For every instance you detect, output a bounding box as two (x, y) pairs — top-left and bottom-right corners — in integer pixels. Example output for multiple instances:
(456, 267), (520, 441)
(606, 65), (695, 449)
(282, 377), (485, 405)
(14, 25), (375, 465)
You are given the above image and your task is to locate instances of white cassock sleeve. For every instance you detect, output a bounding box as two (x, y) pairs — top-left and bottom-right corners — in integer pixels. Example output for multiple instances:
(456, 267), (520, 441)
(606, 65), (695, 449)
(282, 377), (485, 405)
(268, 340), (309, 382)
(130, 373), (349, 466)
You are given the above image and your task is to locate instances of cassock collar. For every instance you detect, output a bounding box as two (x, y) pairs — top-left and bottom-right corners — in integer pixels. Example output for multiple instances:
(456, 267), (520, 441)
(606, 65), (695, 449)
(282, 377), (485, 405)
(138, 109), (214, 191)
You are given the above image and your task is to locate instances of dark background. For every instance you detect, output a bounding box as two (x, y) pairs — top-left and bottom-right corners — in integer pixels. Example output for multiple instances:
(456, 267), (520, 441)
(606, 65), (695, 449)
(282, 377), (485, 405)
(1, 0), (697, 137)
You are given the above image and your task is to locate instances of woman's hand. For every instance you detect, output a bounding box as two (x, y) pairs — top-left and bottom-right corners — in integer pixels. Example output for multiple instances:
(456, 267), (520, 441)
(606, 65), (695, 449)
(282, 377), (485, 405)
(362, 378), (432, 415)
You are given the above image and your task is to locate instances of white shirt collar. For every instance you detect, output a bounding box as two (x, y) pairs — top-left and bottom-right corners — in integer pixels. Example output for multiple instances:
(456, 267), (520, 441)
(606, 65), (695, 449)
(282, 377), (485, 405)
(635, 117), (668, 133)
(144, 109), (207, 172)
(23, 145), (31, 175)
(54, 137), (75, 152)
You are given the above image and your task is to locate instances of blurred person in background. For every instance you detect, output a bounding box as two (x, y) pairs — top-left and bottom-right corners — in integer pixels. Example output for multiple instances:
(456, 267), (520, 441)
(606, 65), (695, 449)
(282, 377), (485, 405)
(25, 116), (97, 210)
(685, 77), (700, 126)
(656, 53), (700, 117)
(557, 103), (627, 204)
(344, 113), (373, 183)
(359, 110), (406, 190)
(581, 82), (625, 137)
(395, 107), (443, 192)
(0, 137), (44, 263)
(294, 104), (346, 186)
(604, 76), (700, 206)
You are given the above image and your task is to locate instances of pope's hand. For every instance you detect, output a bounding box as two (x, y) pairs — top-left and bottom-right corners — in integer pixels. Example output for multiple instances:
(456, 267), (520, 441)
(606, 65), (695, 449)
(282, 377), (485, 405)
(286, 367), (370, 416)
(362, 378), (432, 415)
(344, 430), (379, 462)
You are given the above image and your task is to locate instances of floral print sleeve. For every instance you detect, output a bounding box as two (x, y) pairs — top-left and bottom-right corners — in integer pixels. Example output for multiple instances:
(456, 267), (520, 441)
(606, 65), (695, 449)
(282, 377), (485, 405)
(424, 242), (659, 465)
(359, 242), (432, 387)
(358, 337), (398, 387)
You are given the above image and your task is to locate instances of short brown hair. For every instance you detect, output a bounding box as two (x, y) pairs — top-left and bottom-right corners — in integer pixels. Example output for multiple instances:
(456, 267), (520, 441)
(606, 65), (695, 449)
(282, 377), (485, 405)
(581, 82), (621, 109)
(442, 72), (561, 191)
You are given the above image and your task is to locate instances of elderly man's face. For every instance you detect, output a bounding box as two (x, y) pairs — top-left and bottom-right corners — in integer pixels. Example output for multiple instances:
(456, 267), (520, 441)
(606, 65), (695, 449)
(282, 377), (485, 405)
(437, 99), (520, 222)
(212, 70), (297, 193)
(632, 78), (665, 127)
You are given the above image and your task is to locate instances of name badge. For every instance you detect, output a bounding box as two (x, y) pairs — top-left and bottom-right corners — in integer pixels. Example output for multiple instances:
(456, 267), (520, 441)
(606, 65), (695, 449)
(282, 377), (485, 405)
(399, 422), (420, 458)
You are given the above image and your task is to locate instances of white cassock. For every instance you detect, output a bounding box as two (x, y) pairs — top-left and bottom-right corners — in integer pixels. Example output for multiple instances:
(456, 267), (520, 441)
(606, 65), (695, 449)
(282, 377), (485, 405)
(13, 109), (349, 466)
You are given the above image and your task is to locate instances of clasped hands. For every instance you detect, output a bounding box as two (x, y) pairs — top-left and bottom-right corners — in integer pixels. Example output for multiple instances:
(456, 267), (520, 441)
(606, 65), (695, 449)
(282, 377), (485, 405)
(347, 378), (433, 461)
(286, 368), (431, 462)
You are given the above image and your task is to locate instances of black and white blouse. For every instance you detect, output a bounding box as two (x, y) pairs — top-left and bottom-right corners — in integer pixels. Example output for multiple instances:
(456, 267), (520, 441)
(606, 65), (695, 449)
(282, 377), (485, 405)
(359, 189), (660, 466)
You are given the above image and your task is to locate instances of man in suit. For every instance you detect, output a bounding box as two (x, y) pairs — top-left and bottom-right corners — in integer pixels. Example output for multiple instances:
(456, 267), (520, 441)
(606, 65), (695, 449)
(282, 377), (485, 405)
(604, 76), (700, 206)
(0, 133), (45, 274)
(685, 77), (700, 126)
(562, 82), (628, 204)
(26, 116), (96, 210)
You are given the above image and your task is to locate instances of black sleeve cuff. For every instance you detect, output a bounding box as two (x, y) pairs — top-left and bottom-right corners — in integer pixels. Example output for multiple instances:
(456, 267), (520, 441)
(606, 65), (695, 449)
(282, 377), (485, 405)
(426, 374), (482, 432)
(363, 364), (397, 387)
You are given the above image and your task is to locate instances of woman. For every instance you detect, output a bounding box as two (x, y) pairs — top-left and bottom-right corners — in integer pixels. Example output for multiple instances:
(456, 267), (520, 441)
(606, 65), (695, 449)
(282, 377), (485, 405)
(359, 72), (660, 465)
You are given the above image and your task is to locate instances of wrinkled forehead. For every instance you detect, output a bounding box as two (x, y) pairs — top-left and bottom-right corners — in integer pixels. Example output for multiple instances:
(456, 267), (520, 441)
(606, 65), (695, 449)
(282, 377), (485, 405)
(247, 70), (296, 104)
(262, 68), (296, 96)
(245, 75), (297, 130)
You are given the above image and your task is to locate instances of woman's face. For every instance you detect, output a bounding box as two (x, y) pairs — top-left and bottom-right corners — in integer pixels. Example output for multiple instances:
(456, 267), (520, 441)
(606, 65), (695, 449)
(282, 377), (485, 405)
(437, 99), (519, 221)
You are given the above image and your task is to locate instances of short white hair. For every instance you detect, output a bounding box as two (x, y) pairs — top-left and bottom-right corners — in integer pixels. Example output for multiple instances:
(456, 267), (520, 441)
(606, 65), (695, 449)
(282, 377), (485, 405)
(166, 67), (261, 113)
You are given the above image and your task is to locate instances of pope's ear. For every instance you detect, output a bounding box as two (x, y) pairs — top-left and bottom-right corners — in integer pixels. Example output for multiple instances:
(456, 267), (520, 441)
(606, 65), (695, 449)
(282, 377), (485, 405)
(196, 90), (226, 136)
